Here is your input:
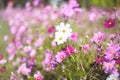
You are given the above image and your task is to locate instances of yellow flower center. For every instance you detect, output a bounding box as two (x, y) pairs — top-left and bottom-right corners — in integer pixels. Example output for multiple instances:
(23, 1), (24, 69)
(108, 65), (112, 69)
(110, 50), (115, 54)
(59, 55), (64, 59)
(59, 37), (63, 41)
(48, 56), (52, 60)
(62, 29), (66, 33)
(37, 77), (41, 80)
(109, 22), (112, 25)
(98, 35), (102, 40)
(111, 78), (115, 80)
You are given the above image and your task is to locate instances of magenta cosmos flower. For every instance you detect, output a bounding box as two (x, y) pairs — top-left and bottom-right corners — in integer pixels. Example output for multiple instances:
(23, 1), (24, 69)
(48, 26), (55, 33)
(55, 51), (66, 63)
(104, 18), (116, 28)
(62, 46), (75, 56)
(91, 32), (105, 43)
(34, 71), (44, 80)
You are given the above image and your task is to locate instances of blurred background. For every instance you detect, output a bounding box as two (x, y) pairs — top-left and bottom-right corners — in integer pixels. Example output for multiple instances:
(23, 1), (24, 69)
(0, 0), (120, 9)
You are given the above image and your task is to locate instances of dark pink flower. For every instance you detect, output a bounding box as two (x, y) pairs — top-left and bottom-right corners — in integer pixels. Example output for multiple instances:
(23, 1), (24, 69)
(62, 46), (74, 56)
(104, 18), (116, 28)
(0, 67), (5, 73)
(0, 54), (3, 60)
(48, 26), (55, 33)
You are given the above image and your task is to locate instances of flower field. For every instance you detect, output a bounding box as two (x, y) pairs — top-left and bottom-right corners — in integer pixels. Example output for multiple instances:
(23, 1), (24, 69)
(0, 0), (120, 80)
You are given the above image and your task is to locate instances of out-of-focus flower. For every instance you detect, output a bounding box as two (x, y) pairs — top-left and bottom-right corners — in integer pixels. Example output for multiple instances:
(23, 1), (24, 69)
(28, 57), (35, 65)
(89, 12), (97, 22)
(34, 71), (44, 80)
(81, 44), (90, 53)
(104, 18), (116, 28)
(51, 40), (57, 47)
(0, 59), (7, 65)
(55, 51), (66, 63)
(44, 49), (54, 62)
(33, 0), (40, 6)
(17, 63), (31, 76)
(106, 73), (119, 80)
(0, 54), (3, 60)
(91, 32), (105, 43)
(30, 49), (37, 57)
(34, 37), (43, 48)
(0, 67), (5, 73)
(23, 46), (32, 53)
(60, 0), (80, 17)
(7, 1), (14, 7)
(42, 61), (52, 71)
(69, 32), (78, 43)
(4, 35), (8, 42)
(48, 26), (55, 33)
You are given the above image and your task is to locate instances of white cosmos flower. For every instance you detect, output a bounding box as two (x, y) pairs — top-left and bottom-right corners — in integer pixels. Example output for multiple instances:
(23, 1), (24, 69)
(106, 73), (119, 80)
(54, 32), (67, 45)
(56, 22), (72, 37)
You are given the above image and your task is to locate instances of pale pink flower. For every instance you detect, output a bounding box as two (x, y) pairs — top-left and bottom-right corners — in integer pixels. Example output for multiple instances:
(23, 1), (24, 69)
(34, 37), (43, 48)
(17, 63), (31, 76)
(34, 71), (44, 80)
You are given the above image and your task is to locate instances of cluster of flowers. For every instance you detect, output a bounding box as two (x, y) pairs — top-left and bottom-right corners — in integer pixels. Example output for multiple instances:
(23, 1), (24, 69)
(0, 0), (120, 80)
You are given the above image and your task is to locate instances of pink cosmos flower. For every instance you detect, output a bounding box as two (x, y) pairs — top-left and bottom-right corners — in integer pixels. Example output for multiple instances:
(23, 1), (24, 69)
(44, 49), (54, 62)
(30, 49), (37, 57)
(55, 51), (66, 63)
(60, 0), (80, 17)
(23, 46), (32, 53)
(104, 18), (116, 28)
(17, 63), (31, 76)
(34, 71), (44, 80)
(4, 35), (8, 42)
(51, 40), (57, 48)
(91, 32), (105, 43)
(69, 32), (78, 43)
(103, 60), (118, 74)
(61, 6), (74, 17)
(28, 57), (35, 65)
(62, 46), (75, 56)
(81, 44), (90, 54)
(33, 0), (40, 6)
(104, 44), (120, 60)
(34, 37), (43, 48)
(42, 61), (52, 71)
(0, 59), (7, 65)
